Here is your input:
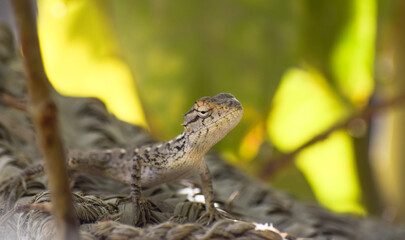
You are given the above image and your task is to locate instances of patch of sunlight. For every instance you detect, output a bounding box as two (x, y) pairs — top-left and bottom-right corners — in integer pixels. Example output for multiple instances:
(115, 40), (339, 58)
(331, 0), (376, 105)
(177, 187), (219, 207)
(50, 1), (67, 18)
(37, 0), (147, 127)
(221, 150), (239, 164)
(297, 131), (365, 214)
(254, 222), (278, 232)
(268, 68), (345, 151)
(239, 122), (265, 160)
(267, 67), (364, 214)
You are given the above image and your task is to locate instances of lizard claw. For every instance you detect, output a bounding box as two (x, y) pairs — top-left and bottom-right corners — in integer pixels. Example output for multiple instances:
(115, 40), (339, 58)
(0, 175), (26, 212)
(133, 197), (159, 227)
(197, 207), (232, 225)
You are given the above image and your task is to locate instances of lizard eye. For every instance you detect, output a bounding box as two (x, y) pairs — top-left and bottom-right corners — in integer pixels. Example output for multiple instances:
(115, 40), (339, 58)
(197, 110), (210, 118)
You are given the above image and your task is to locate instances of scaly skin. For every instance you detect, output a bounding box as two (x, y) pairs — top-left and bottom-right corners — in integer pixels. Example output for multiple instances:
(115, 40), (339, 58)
(2, 93), (243, 226)
(68, 93), (243, 225)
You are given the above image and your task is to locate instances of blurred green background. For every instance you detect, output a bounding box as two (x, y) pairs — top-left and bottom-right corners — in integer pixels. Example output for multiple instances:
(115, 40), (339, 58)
(36, 0), (405, 222)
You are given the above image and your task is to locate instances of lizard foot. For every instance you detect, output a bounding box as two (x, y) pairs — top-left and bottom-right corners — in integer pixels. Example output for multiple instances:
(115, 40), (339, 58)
(133, 197), (160, 227)
(0, 164), (44, 213)
(197, 207), (233, 225)
(0, 175), (27, 212)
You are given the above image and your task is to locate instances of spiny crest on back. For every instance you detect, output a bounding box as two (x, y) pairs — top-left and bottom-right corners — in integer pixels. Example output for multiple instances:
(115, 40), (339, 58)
(182, 93), (243, 150)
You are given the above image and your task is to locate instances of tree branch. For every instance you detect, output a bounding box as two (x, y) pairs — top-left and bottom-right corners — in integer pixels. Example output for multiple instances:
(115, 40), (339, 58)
(260, 93), (405, 180)
(10, 0), (80, 239)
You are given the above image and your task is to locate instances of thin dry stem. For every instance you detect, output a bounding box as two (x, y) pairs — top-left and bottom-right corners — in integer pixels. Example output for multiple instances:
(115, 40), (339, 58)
(10, 0), (80, 239)
(261, 93), (405, 179)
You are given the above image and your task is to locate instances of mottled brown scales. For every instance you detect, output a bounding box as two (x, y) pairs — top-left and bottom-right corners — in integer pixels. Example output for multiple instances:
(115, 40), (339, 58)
(68, 93), (243, 225)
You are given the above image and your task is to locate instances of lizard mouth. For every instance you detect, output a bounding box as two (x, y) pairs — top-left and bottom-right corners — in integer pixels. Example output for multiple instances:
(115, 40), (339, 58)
(200, 107), (243, 132)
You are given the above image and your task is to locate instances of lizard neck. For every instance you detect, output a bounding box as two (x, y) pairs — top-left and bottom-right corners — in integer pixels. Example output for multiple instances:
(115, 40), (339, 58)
(181, 129), (214, 158)
(163, 130), (211, 164)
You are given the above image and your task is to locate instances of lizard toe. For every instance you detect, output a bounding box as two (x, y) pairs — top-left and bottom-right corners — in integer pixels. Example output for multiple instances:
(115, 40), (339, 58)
(197, 207), (232, 225)
(133, 197), (160, 227)
(0, 175), (27, 211)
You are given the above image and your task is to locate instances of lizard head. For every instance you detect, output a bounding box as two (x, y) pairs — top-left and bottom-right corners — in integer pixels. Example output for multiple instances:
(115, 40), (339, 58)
(182, 93), (243, 151)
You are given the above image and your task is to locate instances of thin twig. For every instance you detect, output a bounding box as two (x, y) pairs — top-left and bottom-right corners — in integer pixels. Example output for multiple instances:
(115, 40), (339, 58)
(10, 0), (80, 239)
(260, 93), (405, 179)
(0, 92), (27, 111)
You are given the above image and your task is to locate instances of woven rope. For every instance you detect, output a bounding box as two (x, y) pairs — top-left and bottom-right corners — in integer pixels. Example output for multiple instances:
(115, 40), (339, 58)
(11, 192), (286, 240)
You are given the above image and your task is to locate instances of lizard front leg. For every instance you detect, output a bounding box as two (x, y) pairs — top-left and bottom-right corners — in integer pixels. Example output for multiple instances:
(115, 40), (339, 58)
(0, 163), (45, 211)
(130, 157), (158, 226)
(198, 160), (229, 225)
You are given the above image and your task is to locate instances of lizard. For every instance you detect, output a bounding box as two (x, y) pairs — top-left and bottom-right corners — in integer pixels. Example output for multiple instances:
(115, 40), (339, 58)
(0, 93), (243, 226)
